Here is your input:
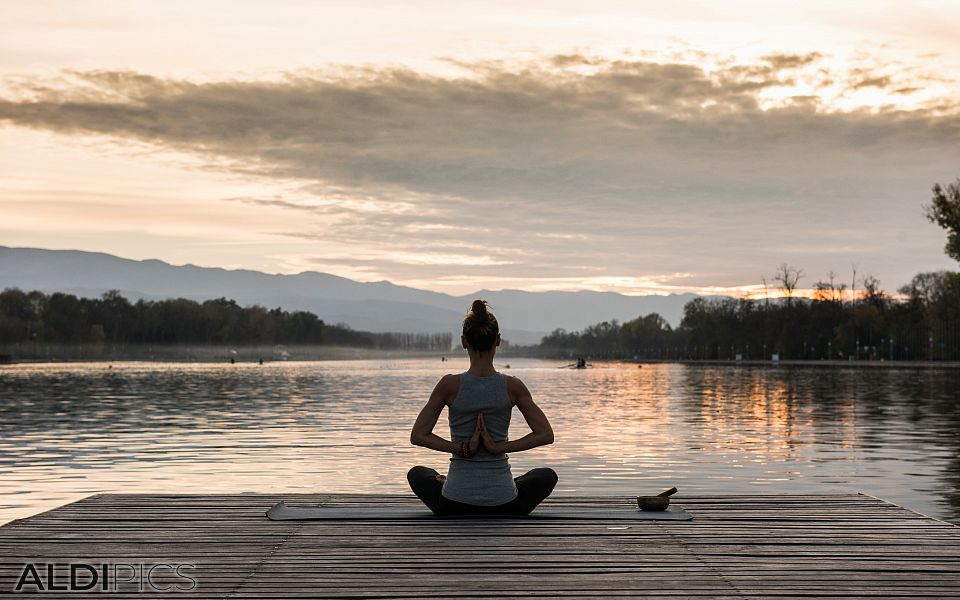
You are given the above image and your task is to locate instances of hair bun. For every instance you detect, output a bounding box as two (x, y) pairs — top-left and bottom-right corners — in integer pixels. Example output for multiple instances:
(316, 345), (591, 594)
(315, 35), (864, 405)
(471, 299), (488, 316)
(463, 299), (498, 352)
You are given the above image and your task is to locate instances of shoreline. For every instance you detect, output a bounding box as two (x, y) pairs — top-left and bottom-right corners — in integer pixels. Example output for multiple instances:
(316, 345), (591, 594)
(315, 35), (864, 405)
(0, 345), (456, 364)
(622, 357), (960, 369)
(3, 351), (959, 369)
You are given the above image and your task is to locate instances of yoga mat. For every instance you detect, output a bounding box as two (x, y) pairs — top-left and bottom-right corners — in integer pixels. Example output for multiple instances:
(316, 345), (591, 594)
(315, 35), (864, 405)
(266, 501), (693, 521)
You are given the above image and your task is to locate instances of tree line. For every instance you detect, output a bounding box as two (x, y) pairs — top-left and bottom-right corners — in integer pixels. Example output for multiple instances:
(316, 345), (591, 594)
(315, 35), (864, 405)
(0, 289), (452, 351)
(533, 179), (960, 362)
(534, 270), (960, 361)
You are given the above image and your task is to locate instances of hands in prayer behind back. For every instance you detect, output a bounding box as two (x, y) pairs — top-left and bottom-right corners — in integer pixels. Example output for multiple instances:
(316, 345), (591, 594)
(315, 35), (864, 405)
(458, 413), (505, 458)
(466, 416), (481, 456)
(477, 413), (506, 454)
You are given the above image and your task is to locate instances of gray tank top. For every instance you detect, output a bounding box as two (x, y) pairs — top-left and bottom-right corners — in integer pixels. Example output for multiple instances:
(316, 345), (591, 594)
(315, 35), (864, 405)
(440, 371), (518, 505)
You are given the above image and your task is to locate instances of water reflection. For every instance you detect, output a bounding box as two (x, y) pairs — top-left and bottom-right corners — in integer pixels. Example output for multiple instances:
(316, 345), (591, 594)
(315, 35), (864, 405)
(0, 359), (958, 524)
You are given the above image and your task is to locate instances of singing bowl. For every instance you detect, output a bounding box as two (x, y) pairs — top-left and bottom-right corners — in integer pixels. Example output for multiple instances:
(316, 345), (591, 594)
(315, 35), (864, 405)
(636, 496), (671, 511)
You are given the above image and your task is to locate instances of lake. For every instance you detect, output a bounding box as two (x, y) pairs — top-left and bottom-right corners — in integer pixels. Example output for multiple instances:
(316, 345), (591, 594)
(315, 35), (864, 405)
(1, 358), (958, 525)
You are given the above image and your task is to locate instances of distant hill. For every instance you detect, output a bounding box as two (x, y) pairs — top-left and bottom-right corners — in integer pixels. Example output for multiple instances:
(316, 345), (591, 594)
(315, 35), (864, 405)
(0, 246), (711, 345)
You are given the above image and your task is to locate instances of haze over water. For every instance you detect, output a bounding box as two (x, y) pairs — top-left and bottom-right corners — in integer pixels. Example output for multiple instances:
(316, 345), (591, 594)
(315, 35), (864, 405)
(1, 358), (958, 525)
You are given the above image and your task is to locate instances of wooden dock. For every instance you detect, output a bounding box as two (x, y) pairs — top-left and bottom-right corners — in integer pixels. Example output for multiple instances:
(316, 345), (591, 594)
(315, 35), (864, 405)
(2, 493), (959, 598)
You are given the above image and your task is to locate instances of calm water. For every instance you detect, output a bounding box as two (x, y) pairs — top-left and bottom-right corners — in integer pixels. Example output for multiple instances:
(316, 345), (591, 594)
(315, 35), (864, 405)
(1, 358), (959, 524)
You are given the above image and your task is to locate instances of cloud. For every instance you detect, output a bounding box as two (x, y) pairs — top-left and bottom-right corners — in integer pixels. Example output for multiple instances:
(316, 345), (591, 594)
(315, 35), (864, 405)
(761, 52), (823, 70)
(2, 55), (956, 201)
(1, 52), (959, 290)
(852, 75), (893, 90)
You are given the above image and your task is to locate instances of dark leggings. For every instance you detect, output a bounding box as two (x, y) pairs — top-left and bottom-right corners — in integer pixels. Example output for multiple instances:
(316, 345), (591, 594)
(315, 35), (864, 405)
(407, 465), (558, 516)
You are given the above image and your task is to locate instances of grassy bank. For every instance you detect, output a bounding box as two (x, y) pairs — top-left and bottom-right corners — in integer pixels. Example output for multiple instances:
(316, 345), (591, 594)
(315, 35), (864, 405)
(0, 343), (457, 363)
(622, 358), (960, 369)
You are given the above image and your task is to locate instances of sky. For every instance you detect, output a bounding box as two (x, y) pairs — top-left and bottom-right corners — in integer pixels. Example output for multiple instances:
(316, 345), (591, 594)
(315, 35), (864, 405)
(1, 1), (959, 297)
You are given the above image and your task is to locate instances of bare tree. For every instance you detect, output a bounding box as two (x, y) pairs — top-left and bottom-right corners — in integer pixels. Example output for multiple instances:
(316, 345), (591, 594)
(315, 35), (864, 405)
(772, 263), (804, 306)
(813, 271), (844, 303)
(813, 280), (833, 302)
(829, 271), (846, 303)
(850, 262), (858, 305)
(862, 274), (885, 301)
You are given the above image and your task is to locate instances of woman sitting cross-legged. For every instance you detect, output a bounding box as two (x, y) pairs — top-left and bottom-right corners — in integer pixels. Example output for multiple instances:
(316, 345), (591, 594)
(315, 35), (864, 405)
(408, 299), (557, 516)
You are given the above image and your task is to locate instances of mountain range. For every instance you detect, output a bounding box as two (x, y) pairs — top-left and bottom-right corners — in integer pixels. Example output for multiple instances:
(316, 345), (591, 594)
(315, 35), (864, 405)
(0, 246), (709, 345)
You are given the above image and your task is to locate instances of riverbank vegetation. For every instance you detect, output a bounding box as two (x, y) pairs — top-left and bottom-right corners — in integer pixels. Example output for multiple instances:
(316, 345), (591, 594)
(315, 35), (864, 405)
(0, 290), (452, 358)
(532, 269), (960, 361)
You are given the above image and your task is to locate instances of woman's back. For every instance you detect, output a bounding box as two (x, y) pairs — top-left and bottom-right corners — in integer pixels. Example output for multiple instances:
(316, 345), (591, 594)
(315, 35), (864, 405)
(441, 371), (518, 504)
(448, 371), (511, 459)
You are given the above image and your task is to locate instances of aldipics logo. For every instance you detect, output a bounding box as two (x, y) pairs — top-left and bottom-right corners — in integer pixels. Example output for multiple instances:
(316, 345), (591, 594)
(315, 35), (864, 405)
(13, 562), (198, 593)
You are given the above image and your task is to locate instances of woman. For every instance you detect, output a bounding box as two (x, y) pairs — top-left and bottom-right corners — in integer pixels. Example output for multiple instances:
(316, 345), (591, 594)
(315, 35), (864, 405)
(408, 299), (557, 516)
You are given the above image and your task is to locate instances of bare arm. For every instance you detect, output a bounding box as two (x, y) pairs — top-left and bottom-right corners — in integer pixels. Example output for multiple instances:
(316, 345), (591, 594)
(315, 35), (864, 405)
(480, 377), (554, 454)
(410, 375), (479, 456)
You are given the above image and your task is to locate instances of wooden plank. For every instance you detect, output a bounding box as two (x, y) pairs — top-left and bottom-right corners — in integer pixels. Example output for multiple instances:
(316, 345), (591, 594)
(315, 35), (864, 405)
(0, 494), (957, 598)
